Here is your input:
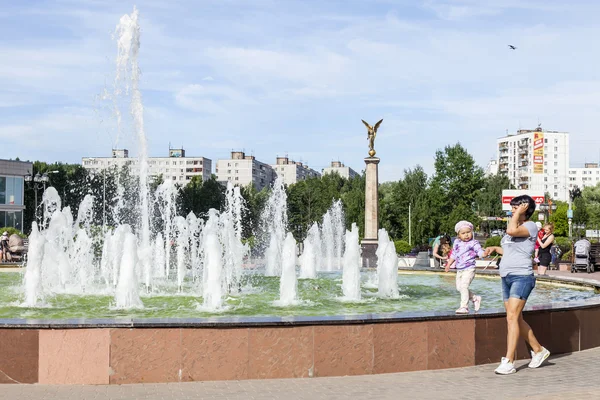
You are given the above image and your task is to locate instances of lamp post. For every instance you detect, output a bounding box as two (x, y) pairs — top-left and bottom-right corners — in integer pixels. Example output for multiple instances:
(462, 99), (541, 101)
(538, 202), (557, 223)
(24, 170), (58, 223)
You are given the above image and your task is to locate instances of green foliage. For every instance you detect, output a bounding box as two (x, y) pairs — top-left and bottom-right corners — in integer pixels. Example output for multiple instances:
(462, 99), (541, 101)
(484, 236), (502, 247)
(561, 249), (572, 261)
(582, 184), (600, 228)
(0, 227), (26, 238)
(549, 201), (568, 236)
(554, 236), (572, 255)
(394, 240), (412, 254)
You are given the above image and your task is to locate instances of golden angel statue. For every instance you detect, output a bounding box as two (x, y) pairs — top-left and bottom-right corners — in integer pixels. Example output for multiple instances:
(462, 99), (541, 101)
(361, 119), (383, 157)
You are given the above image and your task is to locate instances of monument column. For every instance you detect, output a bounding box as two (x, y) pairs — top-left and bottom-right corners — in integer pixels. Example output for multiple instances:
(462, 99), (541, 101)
(360, 118), (383, 268)
(361, 156), (380, 268)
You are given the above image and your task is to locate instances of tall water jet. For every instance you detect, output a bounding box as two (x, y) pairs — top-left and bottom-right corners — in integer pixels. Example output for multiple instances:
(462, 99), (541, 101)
(173, 216), (189, 291)
(225, 182), (244, 240)
(186, 212), (203, 284)
(202, 210), (224, 309)
(320, 200), (345, 271)
(153, 232), (166, 280)
(376, 229), (399, 298)
(114, 231), (143, 309)
(114, 6), (152, 283)
(262, 177), (288, 276)
(154, 180), (177, 278)
(331, 200), (345, 270)
(299, 222), (319, 279)
(23, 222), (45, 306)
(341, 223), (361, 301)
(278, 232), (298, 305)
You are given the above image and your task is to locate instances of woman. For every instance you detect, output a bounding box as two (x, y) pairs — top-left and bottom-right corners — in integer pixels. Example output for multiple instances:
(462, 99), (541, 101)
(483, 195), (550, 375)
(536, 223), (555, 276)
(432, 233), (450, 268)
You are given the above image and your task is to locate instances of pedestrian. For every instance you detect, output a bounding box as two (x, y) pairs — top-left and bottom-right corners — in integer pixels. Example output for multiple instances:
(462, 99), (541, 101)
(445, 220), (483, 314)
(483, 195), (550, 375)
(536, 223), (555, 276)
(432, 233), (450, 268)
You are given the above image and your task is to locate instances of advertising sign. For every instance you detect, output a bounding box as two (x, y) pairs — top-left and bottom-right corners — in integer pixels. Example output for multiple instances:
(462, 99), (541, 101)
(533, 131), (544, 174)
(501, 189), (545, 211)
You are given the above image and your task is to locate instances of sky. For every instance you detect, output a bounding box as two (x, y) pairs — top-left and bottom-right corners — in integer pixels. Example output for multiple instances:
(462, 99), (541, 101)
(1, 0), (600, 182)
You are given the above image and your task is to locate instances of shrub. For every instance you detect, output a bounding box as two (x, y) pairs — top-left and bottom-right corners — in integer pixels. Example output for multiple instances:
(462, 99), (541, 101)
(561, 250), (572, 262)
(554, 236), (572, 256)
(0, 227), (26, 238)
(394, 240), (412, 255)
(484, 236), (501, 248)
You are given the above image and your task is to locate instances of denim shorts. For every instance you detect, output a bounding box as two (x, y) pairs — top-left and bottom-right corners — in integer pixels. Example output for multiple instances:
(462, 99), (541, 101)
(501, 274), (536, 302)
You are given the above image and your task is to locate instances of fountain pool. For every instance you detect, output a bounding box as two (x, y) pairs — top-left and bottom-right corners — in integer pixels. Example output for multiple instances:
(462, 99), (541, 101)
(1, 271), (596, 320)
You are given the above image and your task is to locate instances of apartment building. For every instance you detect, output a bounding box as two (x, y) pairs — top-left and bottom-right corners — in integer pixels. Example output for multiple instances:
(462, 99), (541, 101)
(485, 159), (499, 176)
(0, 159), (32, 230)
(82, 148), (212, 184)
(270, 156), (321, 185)
(321, 161), (359, 179)
(569, 163), (600, 190)
(215, 151), (275, 191)
(496, 127), (570, 201)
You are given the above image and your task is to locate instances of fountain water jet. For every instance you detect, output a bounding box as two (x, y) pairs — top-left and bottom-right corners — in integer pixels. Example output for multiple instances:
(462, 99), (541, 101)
(341, 223), (361, 301)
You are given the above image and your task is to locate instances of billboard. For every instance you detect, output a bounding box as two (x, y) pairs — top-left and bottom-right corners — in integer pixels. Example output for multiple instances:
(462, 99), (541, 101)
(533, 131), (544, 174)
(501, 189), (545, 211)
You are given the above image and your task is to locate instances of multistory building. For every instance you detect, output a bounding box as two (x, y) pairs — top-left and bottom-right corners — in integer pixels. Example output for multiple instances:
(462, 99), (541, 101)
(569, 163), (600, 190)
(82, 148), (212, 184)
(0, 159), (32, 230)
(496, 127), (569, 201)
(215, 151), (275, 191)
(270, 156), (321, 185)
(484, 159), (498, 176)
(322, 161), (359, 179)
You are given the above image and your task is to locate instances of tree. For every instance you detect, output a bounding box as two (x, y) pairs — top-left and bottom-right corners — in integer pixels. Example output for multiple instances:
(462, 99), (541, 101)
(582, 183), (600, 230)
(431, 143), (484, 234)
(475, 174), (513, 233)
(549, 201), (568, 237)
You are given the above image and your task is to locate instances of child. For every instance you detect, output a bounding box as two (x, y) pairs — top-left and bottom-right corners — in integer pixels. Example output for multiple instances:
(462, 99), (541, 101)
(445, 221), (483, 314)
(533, 221), (544, 263)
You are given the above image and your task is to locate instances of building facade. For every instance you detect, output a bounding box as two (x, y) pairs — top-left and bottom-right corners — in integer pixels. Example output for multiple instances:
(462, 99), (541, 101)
(0, 159), (32, 231)
(215, 151), (275, 191)
(569, 163), (600, 190)
(497, 127), (570, 201)
(270, 157), (321, 186)
(82, 148), (212, 184)
(321, 161), (359, 179)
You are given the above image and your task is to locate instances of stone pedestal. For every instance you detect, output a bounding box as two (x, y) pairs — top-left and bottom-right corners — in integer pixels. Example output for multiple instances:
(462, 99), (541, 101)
(361, 157), (380, 268)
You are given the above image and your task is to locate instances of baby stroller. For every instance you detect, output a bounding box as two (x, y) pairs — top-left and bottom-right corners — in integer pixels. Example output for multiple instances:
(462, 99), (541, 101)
(571, 239), (593, 273)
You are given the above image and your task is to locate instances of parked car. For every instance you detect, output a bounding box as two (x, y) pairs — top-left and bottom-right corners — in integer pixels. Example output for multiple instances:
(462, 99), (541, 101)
(490, 230), (504, 237)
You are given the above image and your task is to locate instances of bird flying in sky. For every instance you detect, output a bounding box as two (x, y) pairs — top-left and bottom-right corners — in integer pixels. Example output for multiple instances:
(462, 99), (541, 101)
(508, 45), (517, 50)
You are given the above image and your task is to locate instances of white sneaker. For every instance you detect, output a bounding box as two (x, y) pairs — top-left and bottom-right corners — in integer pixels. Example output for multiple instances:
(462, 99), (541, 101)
(473, 295), (482, 312)
(528, 347), (550, 368)
(495, 357), (516, 375)
(455, 307), (469, 314)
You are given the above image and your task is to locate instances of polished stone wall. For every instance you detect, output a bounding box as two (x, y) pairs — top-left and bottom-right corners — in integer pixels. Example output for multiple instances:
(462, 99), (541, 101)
(1, 305), (600, 384)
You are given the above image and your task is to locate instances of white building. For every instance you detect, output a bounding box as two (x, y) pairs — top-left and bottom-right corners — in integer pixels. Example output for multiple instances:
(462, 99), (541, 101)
(569, 163), (600, 190)
(322, 161), (359, 179)
(497, 127), (570, 201)
(484, 159), (498, 176)
(82, 148), (212, 184)
(215, 151), (275, 191)
(270, 156), (321, 186)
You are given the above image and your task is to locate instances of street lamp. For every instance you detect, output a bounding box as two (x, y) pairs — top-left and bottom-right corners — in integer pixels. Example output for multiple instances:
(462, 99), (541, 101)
(24, 170), (58, 222)
(538, 202), (557, 222)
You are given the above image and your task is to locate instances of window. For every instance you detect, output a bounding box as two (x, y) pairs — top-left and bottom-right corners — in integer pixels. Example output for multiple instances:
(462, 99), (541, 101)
(554, 185), (558, 189)
(554, 170), (558, 174)
(545, 139), (548, 143)
(544, 162), (547, 166)
(554, 192), (558, 197)
(172, 161), (176, 165)
(554, 147), (558, 151)
(554, 154), (558, 159)
(554, 162), (558, 166)
(544, 169), (547, 173)
(544, 177), (548, 181)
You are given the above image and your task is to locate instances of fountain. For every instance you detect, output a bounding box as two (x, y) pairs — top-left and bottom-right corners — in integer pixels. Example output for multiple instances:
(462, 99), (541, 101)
(2, 6), (599, 386)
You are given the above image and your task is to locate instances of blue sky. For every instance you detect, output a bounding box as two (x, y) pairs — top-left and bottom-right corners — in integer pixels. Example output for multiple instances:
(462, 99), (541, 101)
(1, 0), (600, 181)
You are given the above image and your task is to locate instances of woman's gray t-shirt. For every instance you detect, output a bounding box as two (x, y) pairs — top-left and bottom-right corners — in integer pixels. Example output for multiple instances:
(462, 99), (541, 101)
(499, 221), (538, 277)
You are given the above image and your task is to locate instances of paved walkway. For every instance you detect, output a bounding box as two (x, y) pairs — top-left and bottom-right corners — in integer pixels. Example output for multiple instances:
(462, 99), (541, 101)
(1, 347), (599, 400)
